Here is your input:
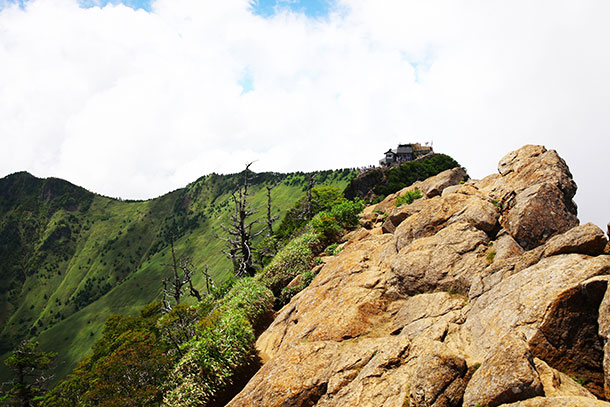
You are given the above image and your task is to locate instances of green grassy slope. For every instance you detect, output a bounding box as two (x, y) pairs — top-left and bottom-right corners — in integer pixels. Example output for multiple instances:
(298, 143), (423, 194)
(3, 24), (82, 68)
(0, 169), (356, 382)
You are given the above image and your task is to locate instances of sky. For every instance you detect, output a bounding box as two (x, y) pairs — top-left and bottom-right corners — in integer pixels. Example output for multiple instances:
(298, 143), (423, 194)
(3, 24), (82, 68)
(0, 0), (609, 229)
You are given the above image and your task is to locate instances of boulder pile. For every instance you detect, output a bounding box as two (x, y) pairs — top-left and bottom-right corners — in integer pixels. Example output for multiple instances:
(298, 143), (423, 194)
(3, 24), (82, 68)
(229, 145), (610, 407)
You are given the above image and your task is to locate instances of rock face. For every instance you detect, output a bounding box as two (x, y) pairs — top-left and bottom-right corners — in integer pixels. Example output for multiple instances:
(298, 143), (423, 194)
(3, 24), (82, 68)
(228, 145), (610, 407)
(463, 333), (544, 407)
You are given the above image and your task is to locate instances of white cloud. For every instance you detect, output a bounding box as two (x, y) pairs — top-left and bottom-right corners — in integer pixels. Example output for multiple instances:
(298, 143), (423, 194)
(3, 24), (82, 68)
(0, 0), (609, 228)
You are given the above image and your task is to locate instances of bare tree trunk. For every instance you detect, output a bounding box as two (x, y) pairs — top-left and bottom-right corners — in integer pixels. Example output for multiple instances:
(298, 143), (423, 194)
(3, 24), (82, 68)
(219, 162), (264, 277)
(161, 236), (209, 312)
(304, 174), (317, 219)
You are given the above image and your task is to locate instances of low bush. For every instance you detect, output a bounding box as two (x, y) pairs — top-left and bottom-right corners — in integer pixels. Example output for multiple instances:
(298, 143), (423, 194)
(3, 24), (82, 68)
(218, 278), (274, 327)
(163, 310), (255, 407)
(395, 189), (423, 207)
(312, 198), (365, 244)
(260, 231), (320, 296)
(278, 270), (317, 307)
(163, 278), (273, 406)
(276, 185), (345, 240)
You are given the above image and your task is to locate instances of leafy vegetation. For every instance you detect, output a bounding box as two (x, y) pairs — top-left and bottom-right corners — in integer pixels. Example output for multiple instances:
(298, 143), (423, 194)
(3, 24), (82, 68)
(486, 250), (497, 264)
(275, 185), (347, 240)
(311, 198), (365, 244)
(163, 278), (273, 406)
(344, 154), (460, 202)
(13, 168), (369, 406)
(0, 158), (374, 407)
(1, 340), (57, 406)
(260, 231), (321, 299)
(394, 189), (423, 207)
(374, 154), (460, 197)
(0, 169), (355, 384)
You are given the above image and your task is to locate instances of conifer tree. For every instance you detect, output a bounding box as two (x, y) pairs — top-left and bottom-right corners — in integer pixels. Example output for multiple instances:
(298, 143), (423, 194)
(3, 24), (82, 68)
(1, 340), (56, 407)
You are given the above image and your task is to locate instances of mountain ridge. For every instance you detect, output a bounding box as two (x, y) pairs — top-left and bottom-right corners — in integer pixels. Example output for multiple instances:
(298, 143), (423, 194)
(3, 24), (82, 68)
(228, 145), (610, 407)
(0, 166), (359, 383)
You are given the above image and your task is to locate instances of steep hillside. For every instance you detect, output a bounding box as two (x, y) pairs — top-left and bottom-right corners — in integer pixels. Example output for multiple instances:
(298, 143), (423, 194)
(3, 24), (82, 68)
(229, 145), (610, 407)
(0, 168), (356, 382)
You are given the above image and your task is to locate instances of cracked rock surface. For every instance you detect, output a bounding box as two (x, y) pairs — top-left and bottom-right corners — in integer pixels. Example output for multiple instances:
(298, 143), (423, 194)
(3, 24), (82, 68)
(228, 145), (610, 407)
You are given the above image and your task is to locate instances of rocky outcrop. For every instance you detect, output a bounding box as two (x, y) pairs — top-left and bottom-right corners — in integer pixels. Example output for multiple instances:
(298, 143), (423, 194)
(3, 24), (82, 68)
(408, 341), (470, 407)
(463, 333), (543, 407)
(227, 336), (412, 407)
(600, 285), (610, 399)
(229, 145), (610, 407)
(533, 358), (597, 398)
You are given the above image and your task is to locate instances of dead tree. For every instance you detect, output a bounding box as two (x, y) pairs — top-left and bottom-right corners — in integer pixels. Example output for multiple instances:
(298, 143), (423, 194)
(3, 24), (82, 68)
(219, 162), (264, 277)
(265, 181), (280, 238)
(255, 181), (281, 266)
(303, 173), (317, 220)
(161, 235), (214, 313)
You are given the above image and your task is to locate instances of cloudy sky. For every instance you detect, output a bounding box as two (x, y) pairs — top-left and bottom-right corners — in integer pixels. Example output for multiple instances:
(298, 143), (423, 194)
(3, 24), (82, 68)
(0, 0), (608, 229)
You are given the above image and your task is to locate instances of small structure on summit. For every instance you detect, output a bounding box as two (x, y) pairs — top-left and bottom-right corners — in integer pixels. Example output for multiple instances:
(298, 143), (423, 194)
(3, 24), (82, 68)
(379, 142), (433, 167)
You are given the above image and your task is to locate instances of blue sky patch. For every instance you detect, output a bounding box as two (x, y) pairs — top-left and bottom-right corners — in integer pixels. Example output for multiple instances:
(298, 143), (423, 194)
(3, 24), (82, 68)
(238, 71), (255, 95)
(79, 0), (152, 12)
(1, 0), (152, 11)
(250, 0), (334, 18)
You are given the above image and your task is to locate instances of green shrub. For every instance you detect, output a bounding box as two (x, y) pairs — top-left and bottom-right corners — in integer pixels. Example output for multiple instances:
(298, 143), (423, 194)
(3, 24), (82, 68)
(312, 213), (343, 242)
(395, 189), (423, 207)
(312, 198), (364, 243)
(486, 250), (496, 264)
(219, 277), (274, 327)
(374, 154), (461, 197)
(491, 199), (503, 211)
(163, 310), (255, 407)
(278, 270), (317, 307)
(163, 278), (273, 407)
(276, 185), (345, 239)
(326, 243), (340, 255)
(260, 231), (320, 296)
(328, 198), (364, 228)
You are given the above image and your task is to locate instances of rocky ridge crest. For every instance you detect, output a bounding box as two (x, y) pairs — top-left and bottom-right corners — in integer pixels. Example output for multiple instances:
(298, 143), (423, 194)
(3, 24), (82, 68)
(229, 145), (610, 407)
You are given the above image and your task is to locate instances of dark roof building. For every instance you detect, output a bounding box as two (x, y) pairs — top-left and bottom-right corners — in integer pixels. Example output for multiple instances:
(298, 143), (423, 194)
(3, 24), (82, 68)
(379, 143), (433, 167)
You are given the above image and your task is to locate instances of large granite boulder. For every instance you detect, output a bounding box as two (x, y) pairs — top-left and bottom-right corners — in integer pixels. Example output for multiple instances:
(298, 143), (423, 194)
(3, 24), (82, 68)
(463, 333), (544, 407)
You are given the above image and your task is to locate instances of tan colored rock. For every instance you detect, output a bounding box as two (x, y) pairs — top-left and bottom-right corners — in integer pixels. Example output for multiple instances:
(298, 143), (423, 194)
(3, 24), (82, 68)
(499, 396), (610, 406)
(463, 333), (543, 407)
(493, 230), (525, 261)
(257, 232), (396, 360)
(490, 145), (577, 201)
(459, 254), (610, 361)
(394, 194), (499, 251)
(391, 292), (467, 340)
(502, 182), (579, 250)
(529, 275), (609, 398)
(362, 185), (415, 218)
(390, 222), (489, 296)
(441, 184), (461, 196)
(231, 145), (606, 407)
(381, 198), (428, 234)
(533, 358), (596, 398)
(408, 341), (468, 407)
(599, 278), (610, 399)
(475, 146), (579, 250)
(497, 144), (548, 176)
(543, 223), (608, 257)
(316, 337), (412, 406)
(419, 167), (468, 198)
(227, 336), (411, 407)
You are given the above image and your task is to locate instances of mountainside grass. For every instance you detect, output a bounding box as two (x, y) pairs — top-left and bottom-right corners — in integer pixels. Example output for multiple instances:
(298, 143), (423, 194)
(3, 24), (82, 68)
(0, 169), (356, 383)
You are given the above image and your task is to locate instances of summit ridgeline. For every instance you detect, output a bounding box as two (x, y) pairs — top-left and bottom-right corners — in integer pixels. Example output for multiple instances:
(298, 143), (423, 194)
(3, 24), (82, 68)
(228, 145), (610, 407)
